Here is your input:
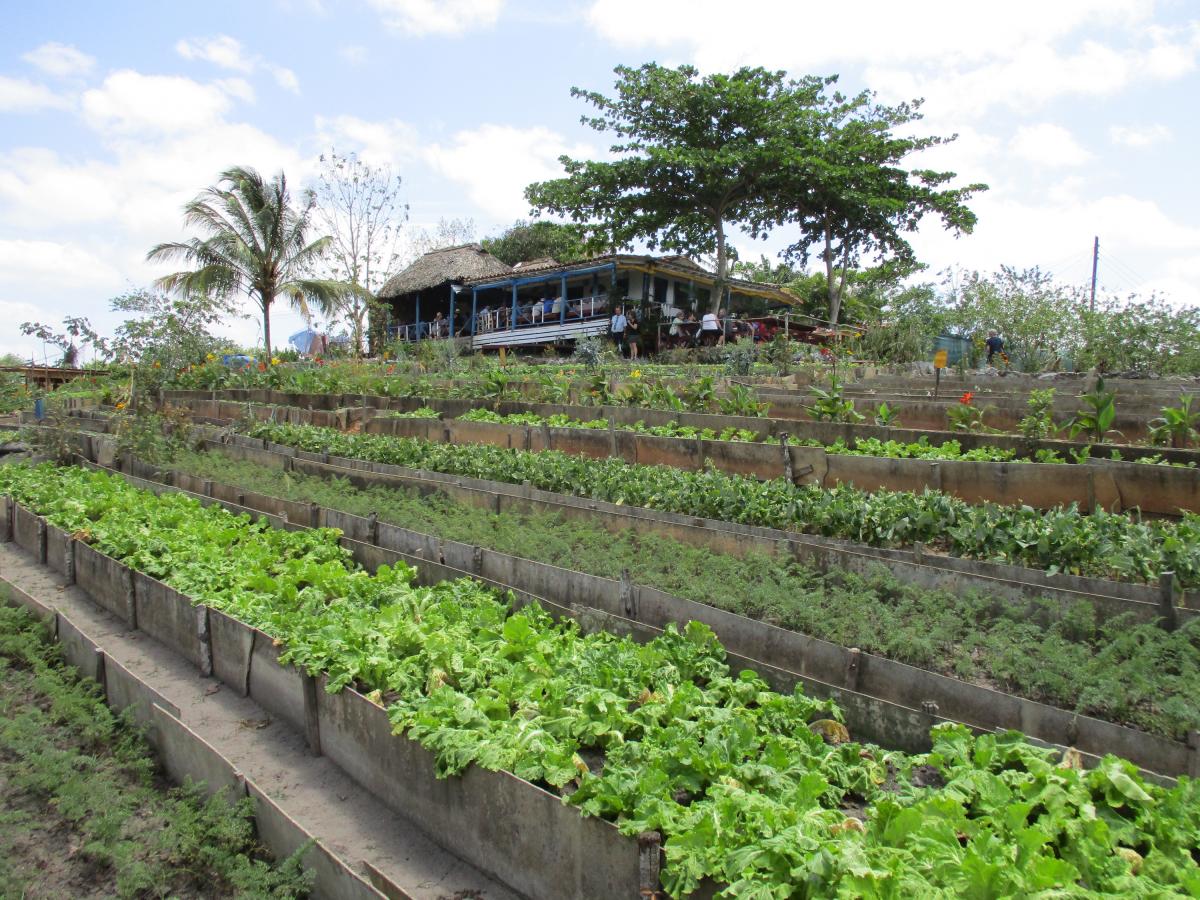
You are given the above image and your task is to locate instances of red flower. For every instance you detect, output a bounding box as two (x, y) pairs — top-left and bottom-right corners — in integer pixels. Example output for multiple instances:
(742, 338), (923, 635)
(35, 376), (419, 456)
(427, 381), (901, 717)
(257, 362), (267, 372)
(960, 391), (974, 405)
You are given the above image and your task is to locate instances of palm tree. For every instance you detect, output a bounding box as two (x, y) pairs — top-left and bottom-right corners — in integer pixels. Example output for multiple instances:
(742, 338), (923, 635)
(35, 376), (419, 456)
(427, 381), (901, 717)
(148, 165), (360, 358)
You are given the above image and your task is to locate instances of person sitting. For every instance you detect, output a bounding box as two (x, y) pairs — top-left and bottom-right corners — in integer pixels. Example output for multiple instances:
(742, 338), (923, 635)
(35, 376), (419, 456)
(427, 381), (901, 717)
(700, 309), (721, 346)
(432, 311), (446, 338)
(668, 310), (685, 347)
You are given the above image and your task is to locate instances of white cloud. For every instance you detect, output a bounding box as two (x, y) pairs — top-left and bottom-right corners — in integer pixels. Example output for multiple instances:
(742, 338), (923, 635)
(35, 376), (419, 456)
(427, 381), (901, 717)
(584, 1), (1200, 116)
(314, 114), (418, 165)
(0, 239), (123, 291)
(366, 0), (503, 36)
(176, 34), (300, 93)
(269, 66), (300, 93)
(21, 42), (96, 78)
(587, 0), (1148, 68)
(339, 45), (369, 65)
(1009, 123), (1093, 167)
(906, 189), (1200, 306)
(81, 70), (249, 135)
(0, 76), (70, 113)
(424, 124), (592, 221)
(1109, 123), (1172, 147)
(176, 35), (253, 71)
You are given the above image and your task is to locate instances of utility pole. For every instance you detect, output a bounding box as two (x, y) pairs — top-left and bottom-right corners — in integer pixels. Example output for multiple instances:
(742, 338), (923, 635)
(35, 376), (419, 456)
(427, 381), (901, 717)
(1089, 236), (1099, 312)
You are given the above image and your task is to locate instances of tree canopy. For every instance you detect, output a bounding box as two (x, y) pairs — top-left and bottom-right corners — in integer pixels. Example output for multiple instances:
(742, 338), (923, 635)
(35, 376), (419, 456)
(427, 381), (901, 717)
(527, 64), (828, 311)
(527, 63), (985, 320)
(767, 91), (986, 323)
(481, 220), (587, 267)
(148, 165), (359, 356)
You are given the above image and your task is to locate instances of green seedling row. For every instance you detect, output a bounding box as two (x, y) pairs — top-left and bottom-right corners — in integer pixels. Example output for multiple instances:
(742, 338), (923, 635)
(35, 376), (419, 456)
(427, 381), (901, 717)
(243, 422), (1200, 590)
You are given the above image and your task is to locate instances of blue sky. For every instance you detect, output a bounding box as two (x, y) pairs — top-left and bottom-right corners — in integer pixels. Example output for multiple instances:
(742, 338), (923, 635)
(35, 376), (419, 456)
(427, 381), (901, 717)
(2, 0), (1198, 358)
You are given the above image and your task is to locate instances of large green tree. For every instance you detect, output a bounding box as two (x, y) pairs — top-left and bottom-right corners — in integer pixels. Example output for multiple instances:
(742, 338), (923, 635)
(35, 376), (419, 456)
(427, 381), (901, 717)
(481, 220), (587, 266)
(527, 64), (831, 312)
(770, 91), (986, 323)
(148, 166), (359, 357)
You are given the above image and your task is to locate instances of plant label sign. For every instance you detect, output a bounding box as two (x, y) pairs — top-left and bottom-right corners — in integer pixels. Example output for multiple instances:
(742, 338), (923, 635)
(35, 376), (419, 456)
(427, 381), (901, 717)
(933, 349), (948, 370)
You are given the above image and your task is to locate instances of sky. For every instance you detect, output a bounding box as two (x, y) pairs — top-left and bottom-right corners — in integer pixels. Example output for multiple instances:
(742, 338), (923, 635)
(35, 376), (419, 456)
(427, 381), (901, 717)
(2, 0), (1198, 360)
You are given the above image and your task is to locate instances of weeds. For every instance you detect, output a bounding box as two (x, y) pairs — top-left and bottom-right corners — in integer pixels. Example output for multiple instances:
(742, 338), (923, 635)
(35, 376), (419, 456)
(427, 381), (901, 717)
(0, 602), (312, 898)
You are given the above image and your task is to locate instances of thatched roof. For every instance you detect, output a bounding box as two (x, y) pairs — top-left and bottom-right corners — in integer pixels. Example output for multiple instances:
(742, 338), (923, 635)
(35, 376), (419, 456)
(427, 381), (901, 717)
(377, 243), (511, 299)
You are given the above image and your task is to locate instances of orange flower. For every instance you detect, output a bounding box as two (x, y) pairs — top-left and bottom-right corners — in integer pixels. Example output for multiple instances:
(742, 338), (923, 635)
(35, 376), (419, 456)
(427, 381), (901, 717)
(960, 391), (974, 405)
(258, 362), (267, 372)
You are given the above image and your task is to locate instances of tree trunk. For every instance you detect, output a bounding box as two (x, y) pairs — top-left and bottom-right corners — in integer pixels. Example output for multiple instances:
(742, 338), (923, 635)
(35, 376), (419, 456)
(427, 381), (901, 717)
(261, 294), (273, 359)
(823, 224), (842, 325)
(712, 220), (727, 314)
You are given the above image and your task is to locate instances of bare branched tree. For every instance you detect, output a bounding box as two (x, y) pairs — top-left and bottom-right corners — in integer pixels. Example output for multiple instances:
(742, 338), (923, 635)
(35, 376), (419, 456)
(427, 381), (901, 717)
(306, 150), (409, 354)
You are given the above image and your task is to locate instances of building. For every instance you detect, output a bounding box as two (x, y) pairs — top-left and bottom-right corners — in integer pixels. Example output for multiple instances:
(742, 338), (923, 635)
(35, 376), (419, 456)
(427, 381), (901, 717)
(375, 245), (804, 352)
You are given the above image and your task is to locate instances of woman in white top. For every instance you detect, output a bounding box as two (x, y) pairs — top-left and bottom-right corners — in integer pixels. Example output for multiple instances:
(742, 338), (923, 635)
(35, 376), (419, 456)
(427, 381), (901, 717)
(700, 311), (720, 347)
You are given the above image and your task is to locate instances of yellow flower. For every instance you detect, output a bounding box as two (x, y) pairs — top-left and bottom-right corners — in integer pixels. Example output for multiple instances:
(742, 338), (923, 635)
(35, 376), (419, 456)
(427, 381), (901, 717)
(631, 369), (642, 378)
(271, 357), (281, 366)
(115, 401), (126, 410)
(206, 352), (216, 361)
(153, 360), (161, 368)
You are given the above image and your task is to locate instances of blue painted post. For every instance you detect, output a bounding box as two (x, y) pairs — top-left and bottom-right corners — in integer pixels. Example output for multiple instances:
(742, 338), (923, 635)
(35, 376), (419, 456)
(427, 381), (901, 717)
(415, 294), (421, 341)
(559, 274), (567, 326)
(510, 283), (518, 331)
(449, 287), (456, 339)
(471, 288), (478, 337)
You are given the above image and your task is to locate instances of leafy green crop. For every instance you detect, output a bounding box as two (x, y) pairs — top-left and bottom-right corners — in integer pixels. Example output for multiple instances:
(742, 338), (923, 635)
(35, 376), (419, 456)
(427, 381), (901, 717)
(244, 422), (1200, 590)
(172, 447), (1200, 741)
(2, 462), (1198, 897)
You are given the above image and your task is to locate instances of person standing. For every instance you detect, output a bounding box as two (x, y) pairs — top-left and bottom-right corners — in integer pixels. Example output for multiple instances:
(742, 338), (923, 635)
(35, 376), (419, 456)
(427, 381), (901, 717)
(700, 309), (721, 346)
(985, 330), (1004, 365)
(626, 309), (641, 360)
(610, 305), (628, 354)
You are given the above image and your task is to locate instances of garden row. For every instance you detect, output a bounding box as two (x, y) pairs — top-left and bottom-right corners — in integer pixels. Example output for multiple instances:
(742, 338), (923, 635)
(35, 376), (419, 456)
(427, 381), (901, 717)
(231, 421), (1200, 592)
(154, 441), (1200, 745)
(153, 397), (1200, 517)
(3, 461), (1199, 897)
(158, 358), (1199, 442)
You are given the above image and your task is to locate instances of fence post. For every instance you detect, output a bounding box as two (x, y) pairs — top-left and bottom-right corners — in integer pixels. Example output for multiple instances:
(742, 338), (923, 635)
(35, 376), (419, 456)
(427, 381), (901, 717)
(620, 568), (636, 620)
(1159, 570), (1179, 632)
(844, 647), (862, 691)
(64, 537), (76, 585)
(121, 566), (137, 630)
(778, 432), (794, 484)
(197, 606), (213, 677)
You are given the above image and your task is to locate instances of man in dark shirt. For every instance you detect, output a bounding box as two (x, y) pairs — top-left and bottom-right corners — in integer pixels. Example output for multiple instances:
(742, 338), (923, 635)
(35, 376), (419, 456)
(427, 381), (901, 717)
(985, 330), (1003, 365)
